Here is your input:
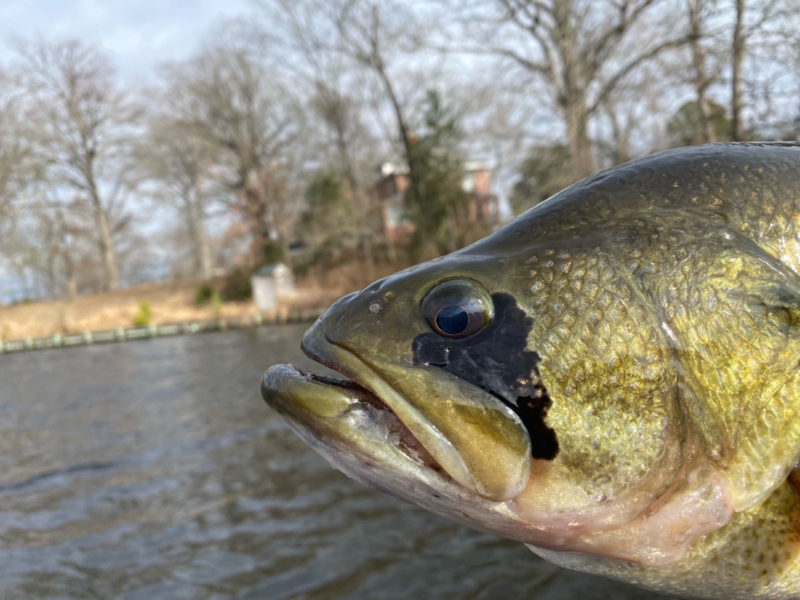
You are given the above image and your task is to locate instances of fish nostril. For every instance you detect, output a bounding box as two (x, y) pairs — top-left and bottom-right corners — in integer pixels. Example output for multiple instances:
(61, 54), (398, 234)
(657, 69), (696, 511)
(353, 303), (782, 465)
(318, 291), (360, 331)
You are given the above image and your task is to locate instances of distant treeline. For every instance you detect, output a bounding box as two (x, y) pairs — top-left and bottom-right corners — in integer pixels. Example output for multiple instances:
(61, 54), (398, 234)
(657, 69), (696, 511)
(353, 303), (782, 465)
(1, 0), (798, 301)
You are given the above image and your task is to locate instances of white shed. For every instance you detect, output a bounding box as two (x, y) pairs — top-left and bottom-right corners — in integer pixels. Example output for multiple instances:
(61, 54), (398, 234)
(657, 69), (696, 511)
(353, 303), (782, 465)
(251, 263), (295, 312)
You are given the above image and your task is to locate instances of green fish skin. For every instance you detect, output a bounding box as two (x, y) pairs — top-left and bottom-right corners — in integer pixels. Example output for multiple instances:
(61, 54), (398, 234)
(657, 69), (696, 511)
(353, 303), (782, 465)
(262, 143), (800, 599)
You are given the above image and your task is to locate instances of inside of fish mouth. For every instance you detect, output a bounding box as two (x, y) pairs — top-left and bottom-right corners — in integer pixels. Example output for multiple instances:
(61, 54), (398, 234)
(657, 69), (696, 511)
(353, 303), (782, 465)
(299, 368), (387, 409)
(299, 341), (398, 411)
(293, 363), (442, 471)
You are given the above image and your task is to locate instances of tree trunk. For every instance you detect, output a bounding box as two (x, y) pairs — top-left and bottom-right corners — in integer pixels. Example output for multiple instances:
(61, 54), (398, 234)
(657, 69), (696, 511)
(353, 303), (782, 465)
(61, 234), (77, 300)
(44, 221), (59, 299)
(731, 0), (746, 141)
(688, 0), (715, 144)
(608, 108), (631, 164)
(46, 252), (58, 299)
(86, 171), (119, 291)
(197, 209), (213, 279)
(553, 0), (594, 179)
(339, 131), (375, 268)
(64, 270), (77, 300)
(96, 212), (119, 291)
(186, 185), (213, 279)
(184, 194), (202, 276)
(565, 98), (594, 178)
(377, 62), (418, 196)
(247, 188), (286, 266)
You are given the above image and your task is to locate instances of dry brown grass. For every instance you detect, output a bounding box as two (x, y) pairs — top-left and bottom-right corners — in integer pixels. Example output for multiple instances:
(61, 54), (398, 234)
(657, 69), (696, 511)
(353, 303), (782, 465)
(0, 261), (400, 341)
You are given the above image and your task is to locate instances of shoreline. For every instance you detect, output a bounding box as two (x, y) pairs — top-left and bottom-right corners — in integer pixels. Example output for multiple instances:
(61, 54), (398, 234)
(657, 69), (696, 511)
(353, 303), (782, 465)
(0, 261), (399, 352)
(0, 308), (325, 354)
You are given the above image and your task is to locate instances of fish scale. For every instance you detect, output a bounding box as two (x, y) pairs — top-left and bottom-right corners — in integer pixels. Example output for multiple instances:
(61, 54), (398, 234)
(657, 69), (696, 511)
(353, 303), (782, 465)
(529, 242), (679, 510)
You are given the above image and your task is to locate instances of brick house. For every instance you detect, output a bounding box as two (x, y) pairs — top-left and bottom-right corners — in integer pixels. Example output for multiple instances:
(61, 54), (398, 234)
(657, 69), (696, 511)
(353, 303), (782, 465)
(373, 160), (501, 243)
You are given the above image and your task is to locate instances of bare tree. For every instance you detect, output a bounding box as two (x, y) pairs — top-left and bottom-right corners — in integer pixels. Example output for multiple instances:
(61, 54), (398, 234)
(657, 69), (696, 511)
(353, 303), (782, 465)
(256, 0), (387, 263)
(322, 0), (484, 259)
(731, 0), (747, 140)
(448, 0), (689, 178)
(271, 0), (437, 213)
(0, 68), (76, 300)
(687, 0), (719, 143)
(728, 0), (799, 140)
(328, 1), (420, 181)
(0, 70), (39, 228)
(136, 116), (216, 278)
(13, 39), (141, 291)
(1, 190), (88, 300)
(162, 43), (302, 264)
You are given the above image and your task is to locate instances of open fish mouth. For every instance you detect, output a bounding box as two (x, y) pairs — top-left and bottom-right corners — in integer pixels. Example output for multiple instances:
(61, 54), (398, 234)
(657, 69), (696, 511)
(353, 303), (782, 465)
(260, 323), (445, 478)
(262, 316), (533, 503)
(263, 363), (380, 418)
(261, 361), (440, 471)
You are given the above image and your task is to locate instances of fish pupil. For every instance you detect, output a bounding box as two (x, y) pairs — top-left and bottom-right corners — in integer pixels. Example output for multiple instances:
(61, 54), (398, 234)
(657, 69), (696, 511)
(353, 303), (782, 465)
(436, 305), (469, 335)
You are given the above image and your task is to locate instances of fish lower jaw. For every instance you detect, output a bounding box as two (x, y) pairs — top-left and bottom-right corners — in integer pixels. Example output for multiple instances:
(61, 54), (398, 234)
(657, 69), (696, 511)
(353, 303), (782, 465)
(262, 362), (444, 476)
(294, 363), (444, 472)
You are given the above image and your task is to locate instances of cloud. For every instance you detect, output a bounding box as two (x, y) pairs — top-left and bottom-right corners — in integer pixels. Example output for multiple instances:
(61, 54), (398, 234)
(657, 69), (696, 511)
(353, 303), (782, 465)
(0, 0), (252, 79)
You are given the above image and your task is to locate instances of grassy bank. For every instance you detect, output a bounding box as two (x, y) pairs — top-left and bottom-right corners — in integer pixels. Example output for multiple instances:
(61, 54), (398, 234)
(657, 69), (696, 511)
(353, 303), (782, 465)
(0, 261), (397, 342)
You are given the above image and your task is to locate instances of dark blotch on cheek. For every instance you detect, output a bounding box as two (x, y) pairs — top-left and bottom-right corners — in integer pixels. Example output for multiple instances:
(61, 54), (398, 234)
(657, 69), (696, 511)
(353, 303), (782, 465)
(412, 293), (559, 460)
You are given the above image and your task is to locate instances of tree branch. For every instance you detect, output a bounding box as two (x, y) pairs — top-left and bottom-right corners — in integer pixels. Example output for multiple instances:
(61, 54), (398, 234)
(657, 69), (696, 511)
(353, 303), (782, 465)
(589, 34), (690, 115)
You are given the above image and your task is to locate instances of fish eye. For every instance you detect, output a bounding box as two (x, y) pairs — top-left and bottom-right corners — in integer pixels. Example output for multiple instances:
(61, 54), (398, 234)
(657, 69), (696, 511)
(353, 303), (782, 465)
(422, 280), (493, 338)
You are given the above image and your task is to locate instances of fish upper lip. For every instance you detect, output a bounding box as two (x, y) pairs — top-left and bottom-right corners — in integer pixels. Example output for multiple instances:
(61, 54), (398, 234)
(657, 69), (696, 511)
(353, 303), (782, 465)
(299, 332), (388, 411)
(301, 333), (359, 384)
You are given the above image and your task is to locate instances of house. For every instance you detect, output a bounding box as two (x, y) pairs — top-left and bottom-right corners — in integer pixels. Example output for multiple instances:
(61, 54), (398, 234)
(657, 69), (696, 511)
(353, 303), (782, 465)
(462, 160), (501, 225)
(373, 161), (413, 244)
(373, 159), (502, 244)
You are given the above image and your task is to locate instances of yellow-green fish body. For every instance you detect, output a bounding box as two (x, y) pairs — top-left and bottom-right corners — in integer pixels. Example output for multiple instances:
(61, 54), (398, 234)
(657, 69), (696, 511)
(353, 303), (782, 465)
(263, 143), (800, 599)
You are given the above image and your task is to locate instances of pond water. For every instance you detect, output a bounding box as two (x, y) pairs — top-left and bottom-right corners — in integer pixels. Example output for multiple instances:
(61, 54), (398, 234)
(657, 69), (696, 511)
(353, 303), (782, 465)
(0, 326), (675, 599)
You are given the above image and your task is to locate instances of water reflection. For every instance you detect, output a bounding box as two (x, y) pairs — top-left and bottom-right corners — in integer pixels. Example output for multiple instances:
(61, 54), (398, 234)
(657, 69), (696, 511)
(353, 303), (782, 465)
(0, 327), (674, 599)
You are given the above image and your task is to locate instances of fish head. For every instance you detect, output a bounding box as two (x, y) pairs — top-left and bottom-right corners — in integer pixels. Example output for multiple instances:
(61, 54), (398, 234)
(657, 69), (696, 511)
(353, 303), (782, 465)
(262, 239), (733, 565)
(265, 253), (533, 502)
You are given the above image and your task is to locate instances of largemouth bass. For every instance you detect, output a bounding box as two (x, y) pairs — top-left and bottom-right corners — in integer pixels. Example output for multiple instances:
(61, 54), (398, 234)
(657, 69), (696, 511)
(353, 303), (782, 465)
(262, 143), (800, 599)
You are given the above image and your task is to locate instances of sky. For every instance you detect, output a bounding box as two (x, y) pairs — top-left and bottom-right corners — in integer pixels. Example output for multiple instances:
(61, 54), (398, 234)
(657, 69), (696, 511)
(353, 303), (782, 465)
(0, 1), (258, 302)
(0, 0), (253, 81)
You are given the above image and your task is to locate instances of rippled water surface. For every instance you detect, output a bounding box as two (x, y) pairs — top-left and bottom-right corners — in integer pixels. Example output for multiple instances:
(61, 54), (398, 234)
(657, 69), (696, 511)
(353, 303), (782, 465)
(0, 327), (676, 599)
